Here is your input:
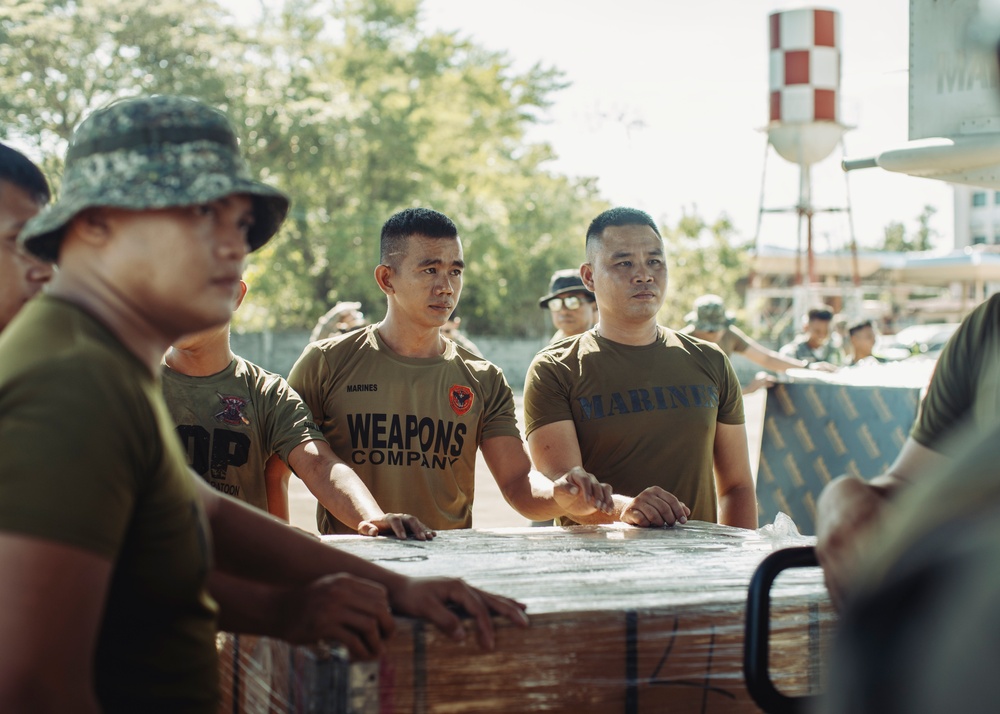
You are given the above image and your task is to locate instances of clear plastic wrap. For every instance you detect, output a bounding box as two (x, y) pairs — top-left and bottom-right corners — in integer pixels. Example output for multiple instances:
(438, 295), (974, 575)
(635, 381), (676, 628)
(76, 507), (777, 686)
(218, 519), (832, 713)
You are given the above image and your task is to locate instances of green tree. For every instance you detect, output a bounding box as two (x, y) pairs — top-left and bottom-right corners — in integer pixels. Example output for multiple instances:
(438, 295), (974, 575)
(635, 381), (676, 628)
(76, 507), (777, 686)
(243, 0), (607, 335)
(0, 0), (248, 175)
(880, 220), (909, 252)
(657, 210), (752, 330)
(0, 0), (607, 336)
(877, 204), (938, 252)
(914, 204), (937, 251)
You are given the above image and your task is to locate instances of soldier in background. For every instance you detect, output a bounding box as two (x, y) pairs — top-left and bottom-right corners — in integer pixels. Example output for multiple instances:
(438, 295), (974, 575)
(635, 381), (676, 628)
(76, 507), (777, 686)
(441, 309), (483, 357)
(0, 143), (53, 334)
(538, 268), (597, 342)
(309, 300), (367, 342)
(681, 294), (837, 394)
(779, 304), (845, 366)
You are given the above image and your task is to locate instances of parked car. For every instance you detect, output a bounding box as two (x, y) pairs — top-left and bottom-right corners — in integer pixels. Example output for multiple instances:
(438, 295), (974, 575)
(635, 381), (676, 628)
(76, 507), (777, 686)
(878, 323), (961, 361)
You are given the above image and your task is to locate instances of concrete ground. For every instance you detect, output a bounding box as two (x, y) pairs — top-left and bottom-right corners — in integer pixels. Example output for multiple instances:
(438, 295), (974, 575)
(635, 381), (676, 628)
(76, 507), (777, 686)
(288, 390), (767, 534)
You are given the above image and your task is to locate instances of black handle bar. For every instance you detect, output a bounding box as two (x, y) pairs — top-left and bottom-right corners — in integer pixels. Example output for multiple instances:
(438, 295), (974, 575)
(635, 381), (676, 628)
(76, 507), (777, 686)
(744, 546), (822, 714)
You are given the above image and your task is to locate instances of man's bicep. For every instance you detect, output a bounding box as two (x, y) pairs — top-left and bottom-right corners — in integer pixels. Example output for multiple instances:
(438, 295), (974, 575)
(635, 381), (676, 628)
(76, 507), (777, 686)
(0, 533), (111, 703)
(526, 421), (583, 477)
(523, 358), (576, 434)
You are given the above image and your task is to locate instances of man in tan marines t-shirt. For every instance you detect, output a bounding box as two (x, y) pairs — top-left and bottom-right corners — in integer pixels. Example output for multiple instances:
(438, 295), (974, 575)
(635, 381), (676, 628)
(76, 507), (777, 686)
(523, 207), (758, 530)
(289, 207), (615, 534)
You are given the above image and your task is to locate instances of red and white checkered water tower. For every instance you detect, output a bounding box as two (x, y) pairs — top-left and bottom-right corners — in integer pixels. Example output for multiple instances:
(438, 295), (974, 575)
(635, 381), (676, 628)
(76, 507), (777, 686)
(768, 8), (844, 168)
(757, 7), (855, 287)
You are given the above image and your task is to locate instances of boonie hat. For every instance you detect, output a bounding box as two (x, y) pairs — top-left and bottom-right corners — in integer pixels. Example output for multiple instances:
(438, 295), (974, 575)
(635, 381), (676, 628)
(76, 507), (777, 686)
(685, 294), (734, 332)
(847, 318), (874, 336)
(19, 95), (290, 262)
(537, 268), (594, 308)
(325, 301), (363, 321)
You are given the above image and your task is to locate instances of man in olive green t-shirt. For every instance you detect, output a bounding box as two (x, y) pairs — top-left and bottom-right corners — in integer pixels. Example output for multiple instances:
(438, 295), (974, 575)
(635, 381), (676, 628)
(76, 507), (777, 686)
(164, 279), (434, 539)
(0, 96), (527, 713)
(524, 207), (758, 530)
(816, 292), (1000, 608)
(289, 207), (615, 534)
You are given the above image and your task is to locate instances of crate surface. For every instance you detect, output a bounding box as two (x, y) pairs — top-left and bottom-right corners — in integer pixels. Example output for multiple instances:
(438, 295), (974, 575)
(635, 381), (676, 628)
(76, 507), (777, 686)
(220, 523), (832, 713)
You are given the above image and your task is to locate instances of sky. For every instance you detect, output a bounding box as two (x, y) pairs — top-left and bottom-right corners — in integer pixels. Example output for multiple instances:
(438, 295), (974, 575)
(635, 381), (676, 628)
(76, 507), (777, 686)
(416, 0), (956, 252)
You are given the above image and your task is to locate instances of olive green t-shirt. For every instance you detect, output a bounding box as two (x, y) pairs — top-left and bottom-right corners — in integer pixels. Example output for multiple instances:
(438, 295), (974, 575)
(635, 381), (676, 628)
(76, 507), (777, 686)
(0, 297), (218, 713)
(911, 294), (1000, 453)
(162, 356), (324, 512)
(523, 327), (744, 523)
(288, 325), (521, 534)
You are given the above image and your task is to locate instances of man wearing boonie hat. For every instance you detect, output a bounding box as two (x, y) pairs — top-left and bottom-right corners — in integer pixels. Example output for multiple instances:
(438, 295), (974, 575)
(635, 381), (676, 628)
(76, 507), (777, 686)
(538, 268), (597, 342)
(310, 299), (368, 342)
(0, 95), (526, 713)
(681, 294), (836, 393)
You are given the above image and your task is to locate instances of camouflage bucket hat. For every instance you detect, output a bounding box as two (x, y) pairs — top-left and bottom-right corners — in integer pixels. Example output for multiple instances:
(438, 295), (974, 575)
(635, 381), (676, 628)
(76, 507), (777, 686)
(685, 294), (734, 332)
(19, 95), (290, 262)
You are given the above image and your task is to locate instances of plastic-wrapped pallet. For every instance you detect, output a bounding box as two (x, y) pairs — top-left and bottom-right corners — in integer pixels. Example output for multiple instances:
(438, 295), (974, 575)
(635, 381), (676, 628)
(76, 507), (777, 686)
(219, 521), (831, 713)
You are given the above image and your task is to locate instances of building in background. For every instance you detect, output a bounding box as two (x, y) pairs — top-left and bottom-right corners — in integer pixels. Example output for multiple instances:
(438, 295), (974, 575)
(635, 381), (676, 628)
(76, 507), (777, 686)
(953, 184), (1000, 248)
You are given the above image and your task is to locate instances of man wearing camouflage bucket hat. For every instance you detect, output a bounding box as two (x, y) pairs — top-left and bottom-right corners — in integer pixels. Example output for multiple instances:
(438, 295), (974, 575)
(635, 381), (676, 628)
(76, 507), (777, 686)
(680, 294), (837, 394)
(0, 95), (526, 713)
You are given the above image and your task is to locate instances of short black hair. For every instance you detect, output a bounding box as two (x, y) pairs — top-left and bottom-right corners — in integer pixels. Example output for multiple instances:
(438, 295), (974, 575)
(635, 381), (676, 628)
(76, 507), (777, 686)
(807, 305), (835, 322)
(848, 319), (873, 337)
(380, 207), (458, 268)
(0, 143), (50, 204)
(585, 207), (660, 253)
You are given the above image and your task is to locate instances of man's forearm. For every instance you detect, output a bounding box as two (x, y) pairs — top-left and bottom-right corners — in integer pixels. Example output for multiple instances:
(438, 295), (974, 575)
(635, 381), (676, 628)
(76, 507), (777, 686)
(210, 570), (286, 637)
(718, 485), (758, 529)
(302, 464), (386, 529)
(565, 494), (625, 525)
(496, 470), (561, 521)
(291, 443), (386, 531)
(755, 349), (806, 372)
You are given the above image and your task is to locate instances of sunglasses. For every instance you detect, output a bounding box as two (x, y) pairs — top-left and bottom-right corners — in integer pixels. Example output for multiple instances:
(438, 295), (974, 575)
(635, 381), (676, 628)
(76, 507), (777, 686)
(547, 296), (586, 311)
